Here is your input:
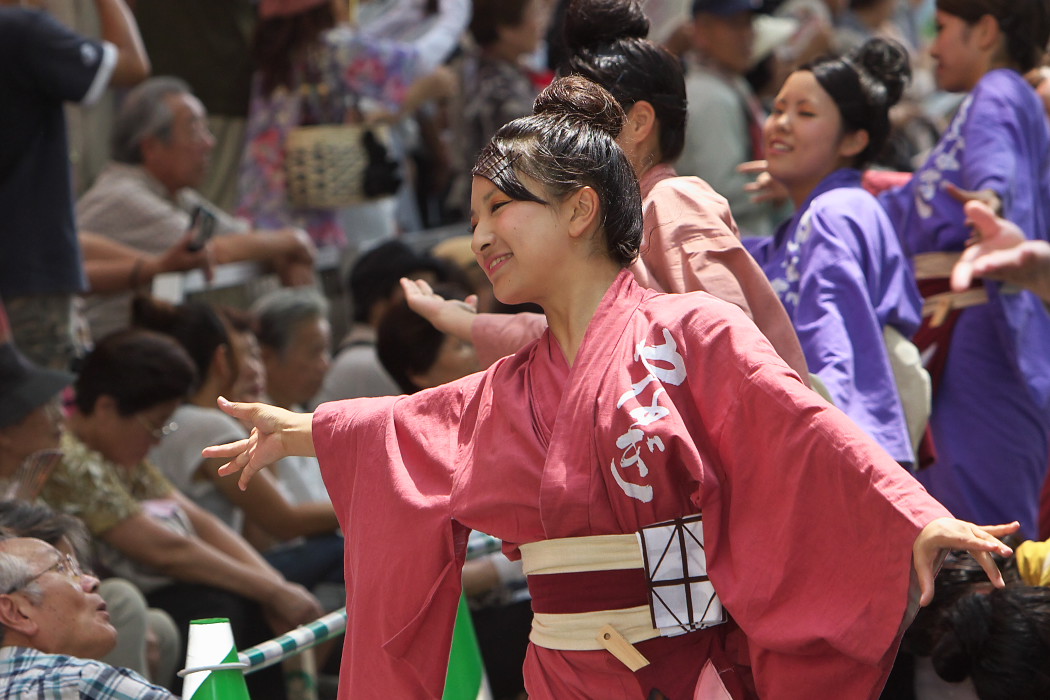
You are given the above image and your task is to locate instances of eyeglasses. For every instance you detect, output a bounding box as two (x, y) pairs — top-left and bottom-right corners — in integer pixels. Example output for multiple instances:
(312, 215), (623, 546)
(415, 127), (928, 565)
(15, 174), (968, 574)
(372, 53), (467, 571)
(3, 552), (84, 595)
(136, 414), (179, 440)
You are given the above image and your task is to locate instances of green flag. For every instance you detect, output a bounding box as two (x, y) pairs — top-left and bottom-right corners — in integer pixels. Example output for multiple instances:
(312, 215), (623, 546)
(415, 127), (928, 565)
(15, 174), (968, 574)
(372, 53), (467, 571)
(443, 596), (492, 700)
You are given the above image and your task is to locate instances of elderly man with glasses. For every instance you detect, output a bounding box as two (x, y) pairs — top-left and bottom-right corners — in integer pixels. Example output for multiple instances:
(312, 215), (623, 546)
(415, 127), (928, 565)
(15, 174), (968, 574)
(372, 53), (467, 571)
(0, 535), (175, 698)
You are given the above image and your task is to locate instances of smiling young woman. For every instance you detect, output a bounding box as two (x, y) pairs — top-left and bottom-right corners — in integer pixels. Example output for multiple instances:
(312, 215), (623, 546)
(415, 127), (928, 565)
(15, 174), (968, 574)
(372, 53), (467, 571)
(205, 74), (1017, 700)
(746, 38), (925, 469)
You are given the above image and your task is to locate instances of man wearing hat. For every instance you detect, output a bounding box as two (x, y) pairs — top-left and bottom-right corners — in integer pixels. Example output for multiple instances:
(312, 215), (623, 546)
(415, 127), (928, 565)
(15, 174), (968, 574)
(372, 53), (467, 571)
(0, 306), (73, 495)
(678, 0), (788, 237)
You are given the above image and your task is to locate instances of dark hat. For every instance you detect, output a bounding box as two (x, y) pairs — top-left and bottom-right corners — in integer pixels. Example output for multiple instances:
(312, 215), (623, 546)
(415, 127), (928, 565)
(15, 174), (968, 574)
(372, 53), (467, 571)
(692, 0), (761, 16)
(0, 343), (74, 429)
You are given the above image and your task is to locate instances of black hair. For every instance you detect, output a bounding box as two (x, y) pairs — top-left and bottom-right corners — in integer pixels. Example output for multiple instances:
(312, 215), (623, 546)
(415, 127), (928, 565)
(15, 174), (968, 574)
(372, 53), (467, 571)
(473, 75), (643, 267)
(132, 297), (231, 385)
(804, 38), (911, 169)
(377, 283), (470, 394)
(561, 0), (688, 163)
(937, 0), (1050, 73)
(932, 586), (1050, 700)
(902, 540), (1023, 657)
(347, 240), (450, 324)
(469, 0), (534, 48)
(74, 329), (197, 416)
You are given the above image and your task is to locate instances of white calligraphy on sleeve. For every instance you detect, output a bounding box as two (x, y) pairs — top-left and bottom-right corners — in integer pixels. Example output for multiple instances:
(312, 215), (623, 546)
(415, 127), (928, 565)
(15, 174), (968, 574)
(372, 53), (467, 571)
(611, 329), (686, 503)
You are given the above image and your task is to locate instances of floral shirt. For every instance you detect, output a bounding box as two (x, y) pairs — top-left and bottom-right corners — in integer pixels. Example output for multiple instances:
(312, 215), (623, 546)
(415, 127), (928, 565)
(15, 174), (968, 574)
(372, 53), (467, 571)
(40, 432), (189, 592)
(236, 25), (420, 248)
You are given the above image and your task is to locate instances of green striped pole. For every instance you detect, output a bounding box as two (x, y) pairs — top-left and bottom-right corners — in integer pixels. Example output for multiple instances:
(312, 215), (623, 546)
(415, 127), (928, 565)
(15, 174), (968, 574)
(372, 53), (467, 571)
(180, 618), (251, 700)
(239, 608), (348, 673)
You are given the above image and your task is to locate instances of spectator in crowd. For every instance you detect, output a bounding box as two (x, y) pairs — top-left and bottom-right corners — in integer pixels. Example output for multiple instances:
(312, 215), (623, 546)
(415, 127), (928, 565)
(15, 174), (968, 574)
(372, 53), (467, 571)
(930, 585), (1050, 700)
(0, 0), (149, 370)
(131, 0), (257, 212)
(0, 311), (72, 499)
(878, 0), (1050, 538)
(678, 0), (788, 237)
(461, 0), (547, 173)
(0, 536), (176, 699)
(0, 500), (180, 689)
(38, 330), (321, 699)
(314, 241), (450, 404)
(253, 288), (334, 508)
(76, 76), (317, 341)
(223, 307), (269, 404)
(135, 297), (342, 592)
(237, 0), (457, 250)
(376, 285), (480, 395)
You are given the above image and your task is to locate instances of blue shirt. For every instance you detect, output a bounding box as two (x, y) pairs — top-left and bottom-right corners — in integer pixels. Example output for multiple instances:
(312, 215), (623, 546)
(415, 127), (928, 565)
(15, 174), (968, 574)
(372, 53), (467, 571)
(0, 646), (177, 699)
(0, 8), (112, 297)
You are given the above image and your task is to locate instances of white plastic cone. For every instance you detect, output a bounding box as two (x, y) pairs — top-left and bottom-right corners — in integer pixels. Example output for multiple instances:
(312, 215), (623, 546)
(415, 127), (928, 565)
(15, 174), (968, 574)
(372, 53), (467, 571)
(180, 617), (251, 700)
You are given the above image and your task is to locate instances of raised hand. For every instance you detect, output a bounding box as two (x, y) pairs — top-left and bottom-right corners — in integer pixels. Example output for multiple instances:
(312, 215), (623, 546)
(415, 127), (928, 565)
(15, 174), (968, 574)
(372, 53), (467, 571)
(951, 200), (1050, 301)
(913, 517), (1018, 607)
(203, 397), (315, 491)
(738, 160), (789, 206)
(401, 277), (478, 342)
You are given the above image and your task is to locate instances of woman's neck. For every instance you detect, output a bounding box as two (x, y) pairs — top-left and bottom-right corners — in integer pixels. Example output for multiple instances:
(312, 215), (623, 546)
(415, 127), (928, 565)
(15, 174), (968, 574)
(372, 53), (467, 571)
(190, 374), (226, 409)
(66, 413), (101, 456)
(541, 260), (622, 366)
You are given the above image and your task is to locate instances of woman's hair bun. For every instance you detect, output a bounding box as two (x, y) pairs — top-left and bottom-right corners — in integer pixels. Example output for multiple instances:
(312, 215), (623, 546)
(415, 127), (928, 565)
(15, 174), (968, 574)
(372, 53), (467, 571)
(852, 38), (911, 107)
(563, 0), (649, 52)
(532, 74), (626, 139)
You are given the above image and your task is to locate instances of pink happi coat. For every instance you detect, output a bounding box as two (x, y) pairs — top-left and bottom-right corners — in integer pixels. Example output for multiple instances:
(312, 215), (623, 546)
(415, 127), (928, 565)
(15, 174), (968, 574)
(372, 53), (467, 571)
(314, 271), (949, 699)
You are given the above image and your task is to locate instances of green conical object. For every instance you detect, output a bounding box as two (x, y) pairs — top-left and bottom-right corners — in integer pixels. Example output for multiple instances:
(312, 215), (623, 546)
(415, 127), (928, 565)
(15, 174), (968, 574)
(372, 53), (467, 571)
(182, 618), (251, 700)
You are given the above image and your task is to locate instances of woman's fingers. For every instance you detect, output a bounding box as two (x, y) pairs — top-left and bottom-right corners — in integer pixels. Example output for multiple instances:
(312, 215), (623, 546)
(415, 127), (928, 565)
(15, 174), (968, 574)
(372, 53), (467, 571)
(204, 438), (250, 461)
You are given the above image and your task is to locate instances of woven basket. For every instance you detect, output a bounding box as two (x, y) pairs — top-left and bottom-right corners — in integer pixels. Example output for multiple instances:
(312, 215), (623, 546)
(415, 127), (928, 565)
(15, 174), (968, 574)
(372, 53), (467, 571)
(285, 124), (388, 209)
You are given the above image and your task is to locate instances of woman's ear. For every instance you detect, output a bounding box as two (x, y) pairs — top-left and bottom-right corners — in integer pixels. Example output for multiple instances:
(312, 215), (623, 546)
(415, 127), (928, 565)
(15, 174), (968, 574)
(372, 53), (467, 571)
(625, 101), (657, 144)
(93, 394), (119, 419)
(213, 344), (232, 385)
(567, 186), (600, 239)
(973, 13), (1003, 54)
(838, 129), (870, 160)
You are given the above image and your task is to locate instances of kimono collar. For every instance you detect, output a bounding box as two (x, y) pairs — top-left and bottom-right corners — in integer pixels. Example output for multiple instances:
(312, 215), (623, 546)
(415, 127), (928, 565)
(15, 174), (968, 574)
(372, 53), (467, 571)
(638, 163), (679, 200)
(774, 168), (863, 242)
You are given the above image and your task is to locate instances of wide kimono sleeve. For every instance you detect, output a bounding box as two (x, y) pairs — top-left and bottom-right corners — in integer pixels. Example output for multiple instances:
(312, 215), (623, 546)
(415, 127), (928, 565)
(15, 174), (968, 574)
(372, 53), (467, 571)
(471, 311), (548, 368)
(312, 371), (486, 698)
(785, 200), (917, 465)
(675, 300), (950, 699)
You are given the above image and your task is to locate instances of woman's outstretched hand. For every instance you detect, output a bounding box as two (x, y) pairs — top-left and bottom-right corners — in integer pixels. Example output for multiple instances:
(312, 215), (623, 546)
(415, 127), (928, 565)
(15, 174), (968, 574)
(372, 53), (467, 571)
(401, 277), (478, 342)
(203, 397), (315, 491)
(913, 518), (1019, 607)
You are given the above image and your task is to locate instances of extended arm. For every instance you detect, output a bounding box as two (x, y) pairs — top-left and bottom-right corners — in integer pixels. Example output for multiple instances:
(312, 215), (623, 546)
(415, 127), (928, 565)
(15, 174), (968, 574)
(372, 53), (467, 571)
(94, 0), (150, 86)
(102, 508), (321, 632)
(80, 230), (210, 293)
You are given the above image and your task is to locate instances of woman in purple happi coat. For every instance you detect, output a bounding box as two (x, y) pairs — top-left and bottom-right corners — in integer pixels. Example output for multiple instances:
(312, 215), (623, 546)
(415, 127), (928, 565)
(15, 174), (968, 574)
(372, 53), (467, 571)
(878, 0), (1050, 537)
(748, 39), (923, 468)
